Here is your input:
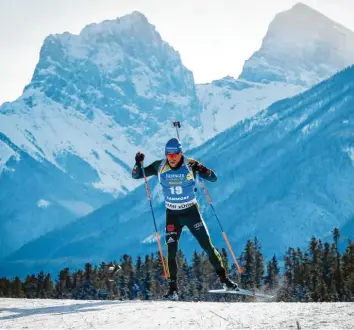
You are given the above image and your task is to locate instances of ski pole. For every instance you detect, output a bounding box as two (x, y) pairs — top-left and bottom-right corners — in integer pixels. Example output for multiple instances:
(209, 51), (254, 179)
(198, 179), (243, 274)
(171, 121), (243, 274)
(141, 165), (168, 279)
(172, 121), (181, 140)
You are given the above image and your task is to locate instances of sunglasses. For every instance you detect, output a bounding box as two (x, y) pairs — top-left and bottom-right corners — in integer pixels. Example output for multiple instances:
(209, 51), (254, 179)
(166, 153), (181, 159)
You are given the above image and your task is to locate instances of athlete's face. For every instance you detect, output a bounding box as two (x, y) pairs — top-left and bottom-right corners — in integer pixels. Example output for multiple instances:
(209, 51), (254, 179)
(166, 152), (183, 167)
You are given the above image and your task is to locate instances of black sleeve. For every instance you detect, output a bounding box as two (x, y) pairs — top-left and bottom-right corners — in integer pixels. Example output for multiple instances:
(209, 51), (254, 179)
(132, 160), (163, 179)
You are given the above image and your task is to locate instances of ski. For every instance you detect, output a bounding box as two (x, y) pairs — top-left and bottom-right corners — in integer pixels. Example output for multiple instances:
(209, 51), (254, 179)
(209, 288), (275, 300)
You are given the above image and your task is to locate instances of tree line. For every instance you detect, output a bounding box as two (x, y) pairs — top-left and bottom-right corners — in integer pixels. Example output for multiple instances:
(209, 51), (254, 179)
(0, 228), (353, 302)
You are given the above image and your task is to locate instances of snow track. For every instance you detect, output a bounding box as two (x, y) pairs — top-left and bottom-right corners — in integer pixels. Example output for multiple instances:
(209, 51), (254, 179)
(0, 298), (353, 329)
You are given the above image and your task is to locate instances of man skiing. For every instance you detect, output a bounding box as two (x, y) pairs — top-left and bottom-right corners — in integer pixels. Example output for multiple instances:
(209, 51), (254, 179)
(132, 138), (238, 300)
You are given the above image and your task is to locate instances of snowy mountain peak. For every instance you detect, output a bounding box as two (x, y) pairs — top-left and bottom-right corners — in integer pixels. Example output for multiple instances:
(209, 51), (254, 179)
(23, 9), (199, 123)
(239, 3), (354, 87)
(38, 10), (174, 73)
(120, 10), (149, 23)
(271, 2), (351, 34)
(1, 11), (202, 201)
(78, 11), (157, 42)
(289, 2), (325, 16)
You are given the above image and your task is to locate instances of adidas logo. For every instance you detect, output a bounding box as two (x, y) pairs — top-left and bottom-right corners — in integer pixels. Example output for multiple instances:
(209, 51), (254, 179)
(167, 237), (175, 244)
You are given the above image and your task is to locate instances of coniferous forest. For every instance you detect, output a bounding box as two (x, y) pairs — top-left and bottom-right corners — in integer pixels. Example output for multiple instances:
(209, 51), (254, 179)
(0, 228), (353, 302)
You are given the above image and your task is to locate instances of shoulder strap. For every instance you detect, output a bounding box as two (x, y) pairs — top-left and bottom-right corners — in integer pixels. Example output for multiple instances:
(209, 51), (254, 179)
(184, 156), (196, 180)
(158, 159), (168, 183)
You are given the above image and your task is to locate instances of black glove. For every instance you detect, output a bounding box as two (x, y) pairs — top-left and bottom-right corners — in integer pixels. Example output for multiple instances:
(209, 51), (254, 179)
(135, 151), (145, 163)
(191, 162), (210, 174)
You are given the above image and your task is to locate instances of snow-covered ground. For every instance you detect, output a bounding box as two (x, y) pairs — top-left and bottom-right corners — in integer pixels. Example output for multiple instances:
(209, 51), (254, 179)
(0, 298), (353, 329)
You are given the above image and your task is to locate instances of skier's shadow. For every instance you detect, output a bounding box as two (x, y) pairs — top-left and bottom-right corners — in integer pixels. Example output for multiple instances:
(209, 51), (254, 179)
(0, 300), (135, 321)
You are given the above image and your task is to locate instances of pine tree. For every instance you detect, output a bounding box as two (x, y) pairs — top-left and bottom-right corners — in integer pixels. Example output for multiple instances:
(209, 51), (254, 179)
(72, 269), (84, 299)
(191, 251), (203, 299)
(94, 263), (106, 300)
(278, 248), (295, 301)
(2, 278), (12, 297)
(98, 262), (114, 300)
(36, 271), (46, 298)
(135, 256), (144, 299)
(142, 254), (154, 300)
(56, 268), (72, 299)
(23, 274), (38, 298)
(0, 278), (11, 297)
(332, 228), (343, 300)
(254, 237), (264, 289)
(332, 228), (340, 247)
(265, 255), (280, 291)
(308, 237), (322, 301)
(321, 242), (336, 301)
(241, 240), (256, 289)
(301, 252), (312, 301)
(11, 276), (24, 298)
(82, 263), (97, 299)
(152, 252), (166, 299)
(176, 250), (190, 300)
(117, 254), (135, 299)
(200, 251), (214, 301)
(43, 273), (55, 298)
(294, 248), (310, 301)
(342, 240), (354, 301)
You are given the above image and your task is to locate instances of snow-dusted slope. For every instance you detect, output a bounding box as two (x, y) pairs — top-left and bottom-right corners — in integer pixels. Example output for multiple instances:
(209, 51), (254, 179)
(0, 139), (16, 175)
(1, 90), (136, 195)
(0, 133), (111, 258)
(197, 77), (305, 139)
(4, 66), (354, 278)
(239, 3), (354, 87)
(193, 66), (354, 255)
(0, 299), (353, 329)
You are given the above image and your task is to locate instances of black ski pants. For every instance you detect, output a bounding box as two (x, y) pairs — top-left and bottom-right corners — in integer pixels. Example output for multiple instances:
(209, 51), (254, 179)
(165, 204), (225, 288)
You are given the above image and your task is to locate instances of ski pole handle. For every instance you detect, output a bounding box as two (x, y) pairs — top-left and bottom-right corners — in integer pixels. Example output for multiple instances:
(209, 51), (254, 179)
(172, 121), (181, 140)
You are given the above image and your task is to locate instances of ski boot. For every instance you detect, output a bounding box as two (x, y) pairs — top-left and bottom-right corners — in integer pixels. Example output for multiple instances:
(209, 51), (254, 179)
(163, 288), (179, 301)
(163, 281), (179, 301)
(221, 277), (239, 291)
(217, 271), (239, 291)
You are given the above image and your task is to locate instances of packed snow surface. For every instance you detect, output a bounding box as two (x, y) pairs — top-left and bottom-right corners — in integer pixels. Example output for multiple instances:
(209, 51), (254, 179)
(0, 298), (353, 329)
